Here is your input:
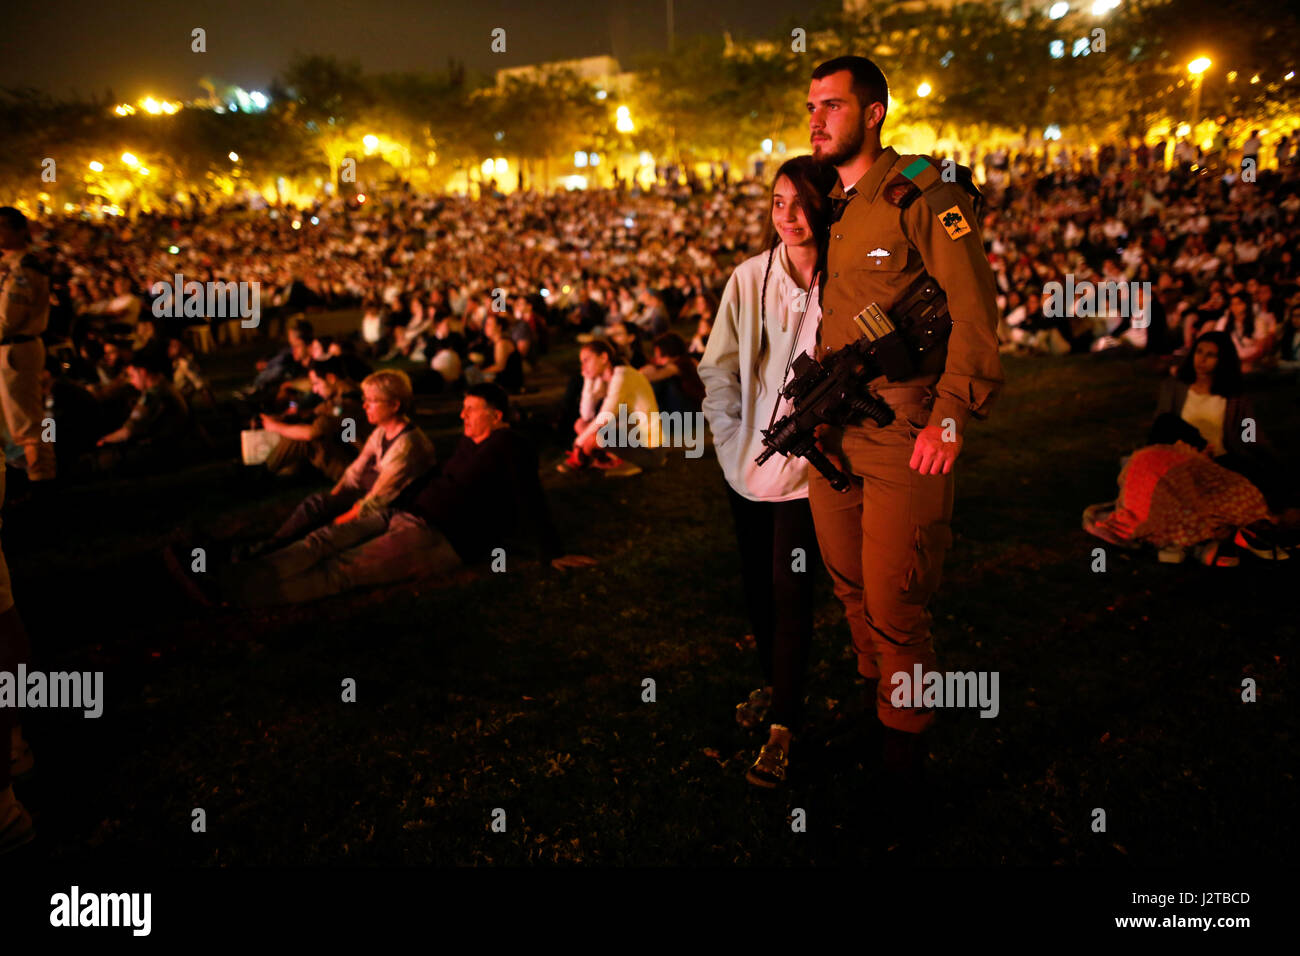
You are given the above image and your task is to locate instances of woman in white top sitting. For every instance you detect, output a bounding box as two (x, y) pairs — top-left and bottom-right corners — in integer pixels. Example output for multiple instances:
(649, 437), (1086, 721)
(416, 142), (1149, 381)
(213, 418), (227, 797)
(1156, 330), (1284, 507)
(700, 155), (838, 789)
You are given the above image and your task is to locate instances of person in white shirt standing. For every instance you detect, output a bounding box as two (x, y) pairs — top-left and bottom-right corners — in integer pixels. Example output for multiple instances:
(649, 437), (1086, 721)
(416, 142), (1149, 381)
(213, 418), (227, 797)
(700, 156), (838, 788)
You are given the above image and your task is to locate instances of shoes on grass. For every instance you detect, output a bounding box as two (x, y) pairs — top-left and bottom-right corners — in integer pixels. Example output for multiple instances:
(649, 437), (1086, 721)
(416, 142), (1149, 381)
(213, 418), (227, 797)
(746, 736), (791, 789)
(735, 687), (771, 730)
(592, 453), (641, 478)
(1234, 526), (1291, 561)
(556, 449), (587, 473)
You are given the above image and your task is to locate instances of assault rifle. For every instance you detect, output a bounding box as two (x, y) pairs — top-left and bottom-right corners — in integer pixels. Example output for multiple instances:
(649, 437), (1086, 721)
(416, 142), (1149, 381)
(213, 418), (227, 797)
(755, 271), (951, 492)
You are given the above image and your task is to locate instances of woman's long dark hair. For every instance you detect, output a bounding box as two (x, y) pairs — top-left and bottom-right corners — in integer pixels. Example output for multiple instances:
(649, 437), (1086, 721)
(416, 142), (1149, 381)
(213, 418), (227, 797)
(756, 156), (839, 346)
(1176, 330), (1242, 397)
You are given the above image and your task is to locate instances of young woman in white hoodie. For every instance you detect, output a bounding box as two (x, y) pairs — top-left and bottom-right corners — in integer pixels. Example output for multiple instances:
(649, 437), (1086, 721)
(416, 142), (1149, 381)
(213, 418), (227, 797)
(700, 156), (838, 788)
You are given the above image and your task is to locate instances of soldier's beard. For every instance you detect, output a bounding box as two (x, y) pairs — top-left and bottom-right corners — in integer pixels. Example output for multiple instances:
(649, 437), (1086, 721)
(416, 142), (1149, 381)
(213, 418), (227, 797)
(814, 117), (866, 167)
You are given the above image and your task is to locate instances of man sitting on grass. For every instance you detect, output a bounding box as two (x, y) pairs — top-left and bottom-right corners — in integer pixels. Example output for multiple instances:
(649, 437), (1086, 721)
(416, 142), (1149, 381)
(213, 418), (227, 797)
(258, 357), (368, 482)
(94, 347), (190, 473)
(395, 384), (595, 572)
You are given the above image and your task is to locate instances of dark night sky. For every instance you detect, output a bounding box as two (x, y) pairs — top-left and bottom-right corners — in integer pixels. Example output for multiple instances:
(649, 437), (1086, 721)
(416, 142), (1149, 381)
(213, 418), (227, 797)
(2, 0), (829, 99)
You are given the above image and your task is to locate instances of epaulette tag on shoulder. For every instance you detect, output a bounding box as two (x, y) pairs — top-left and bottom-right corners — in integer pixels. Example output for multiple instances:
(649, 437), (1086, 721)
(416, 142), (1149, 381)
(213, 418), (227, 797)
(898, 155), (980, 240)
(900, 157), (941, 190)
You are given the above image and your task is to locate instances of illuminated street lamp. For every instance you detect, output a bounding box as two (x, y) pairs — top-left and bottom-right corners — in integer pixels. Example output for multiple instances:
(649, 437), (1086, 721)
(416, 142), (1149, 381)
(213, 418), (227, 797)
(1188, 57), (1211, 137)
(363, 134), (379, 153)
(88, 160), (104, 172)
(121, 152), (139, 167)
(616, 105), (634, 133)
(228, 151), (240, 162)
(916, 82), (932, 98)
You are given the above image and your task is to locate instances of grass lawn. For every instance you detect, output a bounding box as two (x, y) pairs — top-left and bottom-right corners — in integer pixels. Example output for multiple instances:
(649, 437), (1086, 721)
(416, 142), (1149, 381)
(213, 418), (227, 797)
(8, 322), (1298, 865)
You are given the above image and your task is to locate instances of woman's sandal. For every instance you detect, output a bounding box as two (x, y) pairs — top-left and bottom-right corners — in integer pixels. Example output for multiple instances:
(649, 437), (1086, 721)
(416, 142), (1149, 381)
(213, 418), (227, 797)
(745, 738), (791, 789)
(1234, 526), (1292, 561)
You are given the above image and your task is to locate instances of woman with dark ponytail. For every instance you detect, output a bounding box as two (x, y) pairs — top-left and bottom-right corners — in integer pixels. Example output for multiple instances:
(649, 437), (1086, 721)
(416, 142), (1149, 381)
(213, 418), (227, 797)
(699, 156), (839, 788)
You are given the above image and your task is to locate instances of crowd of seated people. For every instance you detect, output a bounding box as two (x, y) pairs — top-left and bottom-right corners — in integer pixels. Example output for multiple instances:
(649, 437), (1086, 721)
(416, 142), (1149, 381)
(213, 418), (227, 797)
(982, 144), (1300, 373)
(6, 135), (1295, 609)
(165, 379), (594, 607)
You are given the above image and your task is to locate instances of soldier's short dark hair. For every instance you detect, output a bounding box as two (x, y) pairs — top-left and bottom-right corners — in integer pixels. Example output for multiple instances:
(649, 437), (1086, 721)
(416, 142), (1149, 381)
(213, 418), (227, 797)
(811, 56), (890, 119)
(466, 382), (509, 416)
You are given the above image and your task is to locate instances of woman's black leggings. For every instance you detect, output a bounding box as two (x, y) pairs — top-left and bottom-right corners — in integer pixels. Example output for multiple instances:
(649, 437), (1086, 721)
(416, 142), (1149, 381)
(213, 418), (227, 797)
(725, 485), (820, 729)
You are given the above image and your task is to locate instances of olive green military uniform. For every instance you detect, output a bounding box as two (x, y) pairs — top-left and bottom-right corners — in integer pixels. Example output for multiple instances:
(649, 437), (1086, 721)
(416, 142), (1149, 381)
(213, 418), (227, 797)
(0, 246), (54, 481)
(812, 147), (1004, 733)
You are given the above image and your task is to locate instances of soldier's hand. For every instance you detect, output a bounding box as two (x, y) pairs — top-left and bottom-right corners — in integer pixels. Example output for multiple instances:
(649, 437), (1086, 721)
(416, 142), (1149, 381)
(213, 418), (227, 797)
(910, 424), (961, 475)
(814, 423), (852, 475)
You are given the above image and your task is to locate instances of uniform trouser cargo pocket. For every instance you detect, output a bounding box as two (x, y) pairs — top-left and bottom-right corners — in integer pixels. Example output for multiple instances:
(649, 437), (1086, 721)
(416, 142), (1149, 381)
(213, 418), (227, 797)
(901, 520), (954, 601)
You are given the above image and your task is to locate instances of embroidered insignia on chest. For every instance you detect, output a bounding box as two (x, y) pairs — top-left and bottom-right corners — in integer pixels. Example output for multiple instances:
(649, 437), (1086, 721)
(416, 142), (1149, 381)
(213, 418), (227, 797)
(867, 247), (891, 257)
(939, 205), (972, 240)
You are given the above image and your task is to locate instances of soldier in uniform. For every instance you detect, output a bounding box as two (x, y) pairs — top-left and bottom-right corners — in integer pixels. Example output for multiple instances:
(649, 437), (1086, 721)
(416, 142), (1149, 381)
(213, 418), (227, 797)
(804, 58), (1004, 798)
(0, 206), (41, 849)
(0, 207), (55, 485)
